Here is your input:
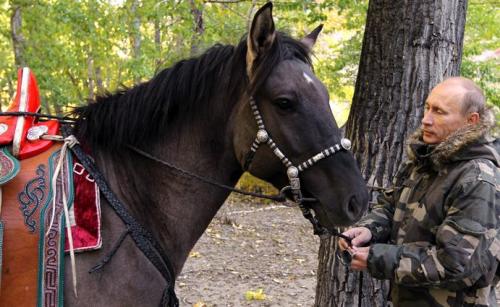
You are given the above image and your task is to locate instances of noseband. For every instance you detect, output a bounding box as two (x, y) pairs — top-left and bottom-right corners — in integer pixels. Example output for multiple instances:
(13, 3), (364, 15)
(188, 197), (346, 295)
(243, 97), (352, 236)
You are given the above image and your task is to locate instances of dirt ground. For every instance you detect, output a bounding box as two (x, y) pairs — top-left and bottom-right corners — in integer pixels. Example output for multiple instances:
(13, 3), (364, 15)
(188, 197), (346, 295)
(175, 194), (320, 306)
(175, 194), (500, 307)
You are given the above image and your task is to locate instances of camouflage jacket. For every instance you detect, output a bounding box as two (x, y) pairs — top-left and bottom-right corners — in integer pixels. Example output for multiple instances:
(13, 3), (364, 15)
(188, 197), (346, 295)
(357, 122), (500, 307)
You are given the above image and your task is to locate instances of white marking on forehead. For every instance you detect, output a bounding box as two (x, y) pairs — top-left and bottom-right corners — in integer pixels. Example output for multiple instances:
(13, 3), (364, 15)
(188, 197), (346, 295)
(303, 71), (314, 84)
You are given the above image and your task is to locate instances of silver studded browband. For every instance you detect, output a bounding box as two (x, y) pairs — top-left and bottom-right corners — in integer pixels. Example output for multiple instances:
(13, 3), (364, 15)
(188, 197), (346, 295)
(244, 97), (352, 201)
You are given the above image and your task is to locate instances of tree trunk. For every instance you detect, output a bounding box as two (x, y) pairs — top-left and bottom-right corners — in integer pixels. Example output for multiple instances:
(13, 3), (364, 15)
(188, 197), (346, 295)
(247, 0), (258, 31)
(315, 1), (467, 306)
(87, 55), (95, 101)
(154, 17), (162, 69)
(189, 0), (204, 56)
(10, 5), (26, 68)
(130, 0), (141, 84)
(95, 66), (104, 95)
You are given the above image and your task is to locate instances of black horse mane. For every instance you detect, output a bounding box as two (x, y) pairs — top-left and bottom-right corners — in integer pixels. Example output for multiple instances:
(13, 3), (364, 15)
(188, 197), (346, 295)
(73, 32), (311, 150)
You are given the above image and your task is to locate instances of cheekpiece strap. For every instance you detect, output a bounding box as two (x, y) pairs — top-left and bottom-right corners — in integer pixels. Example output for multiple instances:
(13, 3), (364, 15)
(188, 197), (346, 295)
(246, 96), (351, 179)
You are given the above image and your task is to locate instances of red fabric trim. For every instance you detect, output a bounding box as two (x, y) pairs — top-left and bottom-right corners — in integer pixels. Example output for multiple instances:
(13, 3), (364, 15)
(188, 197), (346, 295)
(64, 157), (101, 252)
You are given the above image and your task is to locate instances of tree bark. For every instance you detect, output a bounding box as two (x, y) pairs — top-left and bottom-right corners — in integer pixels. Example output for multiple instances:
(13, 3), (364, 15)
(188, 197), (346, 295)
(246, 0), (258, 31)
(189, 0), (204, 56)
(315, 1), (467, 306)
(87, 55), (95, 101)
(10, 5), (26, 68)
(154, 17), (162, 69)
(95, 66), (104, 95)
(130, 0), (142, 84)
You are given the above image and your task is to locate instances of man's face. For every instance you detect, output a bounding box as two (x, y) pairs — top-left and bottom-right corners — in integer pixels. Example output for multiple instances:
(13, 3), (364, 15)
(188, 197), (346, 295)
(421, 82), (469, 144)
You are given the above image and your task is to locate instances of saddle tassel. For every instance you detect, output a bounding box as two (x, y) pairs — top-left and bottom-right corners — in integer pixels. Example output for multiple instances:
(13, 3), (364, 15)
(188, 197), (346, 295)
(46, 138), (78, 298)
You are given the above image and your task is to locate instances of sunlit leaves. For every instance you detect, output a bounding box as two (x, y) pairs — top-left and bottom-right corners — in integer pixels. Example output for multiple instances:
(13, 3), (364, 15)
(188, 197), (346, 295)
(462, 0), (499, 107)
(0, 0), (496, 112)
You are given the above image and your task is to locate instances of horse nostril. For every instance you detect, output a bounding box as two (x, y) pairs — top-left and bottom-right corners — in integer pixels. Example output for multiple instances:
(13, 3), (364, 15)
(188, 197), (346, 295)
(347, 196), (359, 218)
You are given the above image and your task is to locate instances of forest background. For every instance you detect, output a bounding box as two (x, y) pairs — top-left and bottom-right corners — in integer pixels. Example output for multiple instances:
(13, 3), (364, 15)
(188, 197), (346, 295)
(0, 0), (498, 188)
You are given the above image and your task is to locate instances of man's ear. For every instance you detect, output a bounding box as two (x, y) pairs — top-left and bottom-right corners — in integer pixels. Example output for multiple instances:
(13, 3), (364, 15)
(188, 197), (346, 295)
(300, 24), (323, 52)
(246, 2), (275, 79)
(467, 112), (480, 125)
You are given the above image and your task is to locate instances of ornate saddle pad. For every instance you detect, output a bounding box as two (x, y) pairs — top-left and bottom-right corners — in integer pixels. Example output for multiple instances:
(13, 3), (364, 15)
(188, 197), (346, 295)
(0, 144), (101, 307)
(0, 148), (20, 185)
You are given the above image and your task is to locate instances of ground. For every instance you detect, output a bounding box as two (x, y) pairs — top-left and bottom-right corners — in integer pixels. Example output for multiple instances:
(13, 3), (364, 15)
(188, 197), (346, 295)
(175, 194), (500, 307)
(175, 194), (320, 306)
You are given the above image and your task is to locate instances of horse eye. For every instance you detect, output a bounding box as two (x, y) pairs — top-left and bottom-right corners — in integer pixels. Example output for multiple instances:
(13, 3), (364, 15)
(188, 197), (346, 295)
(273, 98), (293, 110)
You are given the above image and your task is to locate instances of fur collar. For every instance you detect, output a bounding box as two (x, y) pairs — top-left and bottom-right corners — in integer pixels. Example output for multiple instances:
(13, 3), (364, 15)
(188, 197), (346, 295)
(407, 121), (493, 167)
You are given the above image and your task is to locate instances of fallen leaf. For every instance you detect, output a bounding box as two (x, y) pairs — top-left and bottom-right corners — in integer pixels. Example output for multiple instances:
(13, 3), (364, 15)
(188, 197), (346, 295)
(245, 289), (266, 301)
(189, 251), (201, 258)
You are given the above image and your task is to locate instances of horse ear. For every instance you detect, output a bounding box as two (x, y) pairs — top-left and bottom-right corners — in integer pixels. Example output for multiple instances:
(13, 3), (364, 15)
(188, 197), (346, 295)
(301, 24), (323, 52)
(247, 2), (276, 78)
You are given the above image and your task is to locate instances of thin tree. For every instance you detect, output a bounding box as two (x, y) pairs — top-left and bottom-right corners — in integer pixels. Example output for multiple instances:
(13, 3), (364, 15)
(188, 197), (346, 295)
(315, 0), (467, 306)
(189, 0), (204, 56)
(10, 4), (26, 68)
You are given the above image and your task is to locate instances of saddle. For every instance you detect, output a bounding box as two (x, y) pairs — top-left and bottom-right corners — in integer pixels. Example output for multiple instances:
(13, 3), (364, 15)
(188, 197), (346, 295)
(0, 68), (102, 307)
(0, 67), (60, 159)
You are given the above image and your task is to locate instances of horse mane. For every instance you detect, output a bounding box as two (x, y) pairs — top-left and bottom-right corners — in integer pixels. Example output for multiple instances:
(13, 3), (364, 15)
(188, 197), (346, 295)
(73, 32), (311, 151)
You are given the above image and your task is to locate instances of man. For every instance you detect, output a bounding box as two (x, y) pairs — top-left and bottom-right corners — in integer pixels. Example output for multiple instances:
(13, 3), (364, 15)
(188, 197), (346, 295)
(339, 77), (500, 306)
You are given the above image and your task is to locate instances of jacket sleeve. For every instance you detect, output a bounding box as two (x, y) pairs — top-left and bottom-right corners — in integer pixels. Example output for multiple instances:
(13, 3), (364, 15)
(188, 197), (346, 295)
(356, 161), (413, 243)
(367, 165), (500, 291)
(356, 188), (396, 243)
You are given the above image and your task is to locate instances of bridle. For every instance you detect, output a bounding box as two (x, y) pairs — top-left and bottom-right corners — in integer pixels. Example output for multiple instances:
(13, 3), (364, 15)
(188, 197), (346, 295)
(0, 96), (355, 306)
(242, 96), (353, 238)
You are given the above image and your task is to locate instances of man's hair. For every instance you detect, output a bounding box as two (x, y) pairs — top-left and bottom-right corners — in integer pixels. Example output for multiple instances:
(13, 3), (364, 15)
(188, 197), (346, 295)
(457, 78), (486, 116)
(444, 77), (493, 126)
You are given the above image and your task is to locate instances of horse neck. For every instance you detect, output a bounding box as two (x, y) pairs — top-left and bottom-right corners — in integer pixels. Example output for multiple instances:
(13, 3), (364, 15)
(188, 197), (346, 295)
(93, 108), (243, 276)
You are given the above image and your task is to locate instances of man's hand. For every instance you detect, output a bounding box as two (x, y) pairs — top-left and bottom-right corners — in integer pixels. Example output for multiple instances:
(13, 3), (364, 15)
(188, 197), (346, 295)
(338, 227), (372, 271)
(350, 246), (370, 271)
(338, 227), (372, 251)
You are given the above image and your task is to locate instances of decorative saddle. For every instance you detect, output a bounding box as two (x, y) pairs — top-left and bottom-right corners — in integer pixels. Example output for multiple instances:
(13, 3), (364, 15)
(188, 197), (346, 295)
(0, 68), (101, 307)
(0, 67), (60, 160)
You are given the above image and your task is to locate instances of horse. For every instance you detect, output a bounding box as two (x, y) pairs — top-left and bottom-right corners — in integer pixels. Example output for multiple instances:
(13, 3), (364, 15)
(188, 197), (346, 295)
(3, 2), (369, 306)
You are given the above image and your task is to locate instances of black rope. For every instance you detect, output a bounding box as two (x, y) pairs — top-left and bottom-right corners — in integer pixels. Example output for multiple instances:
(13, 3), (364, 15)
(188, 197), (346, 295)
(243, 150), (256, 171)
(128, 144), (351, 244)
(128, 145), (290, 203)
(61, 126), (179, 307)
(129, 143), (357, 253)
(88, 228), (130, 274)
(0, 111), (75, 124)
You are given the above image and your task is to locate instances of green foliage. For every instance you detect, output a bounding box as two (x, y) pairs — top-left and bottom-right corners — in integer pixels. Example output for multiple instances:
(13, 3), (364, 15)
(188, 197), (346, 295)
(0, 0), (496, 115)
(462, 0), (499, 108)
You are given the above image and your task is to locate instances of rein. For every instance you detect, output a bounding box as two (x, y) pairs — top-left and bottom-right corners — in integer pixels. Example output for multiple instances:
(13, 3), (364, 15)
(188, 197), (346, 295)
(127, 144), (351, 242)
(0, 111), (75, 124)
(127, 145), (306, 203)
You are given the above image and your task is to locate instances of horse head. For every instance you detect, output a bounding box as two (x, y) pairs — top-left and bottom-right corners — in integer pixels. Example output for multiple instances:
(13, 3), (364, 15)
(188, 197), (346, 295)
(232, 3), (369, 228)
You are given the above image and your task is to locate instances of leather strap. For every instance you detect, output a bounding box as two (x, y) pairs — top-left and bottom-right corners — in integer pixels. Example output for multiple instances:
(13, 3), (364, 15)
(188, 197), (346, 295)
(61, 126), (178, 307)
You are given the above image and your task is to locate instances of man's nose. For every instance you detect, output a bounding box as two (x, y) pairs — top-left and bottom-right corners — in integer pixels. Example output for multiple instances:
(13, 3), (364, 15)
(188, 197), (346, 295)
(422, 112), (432, 126)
